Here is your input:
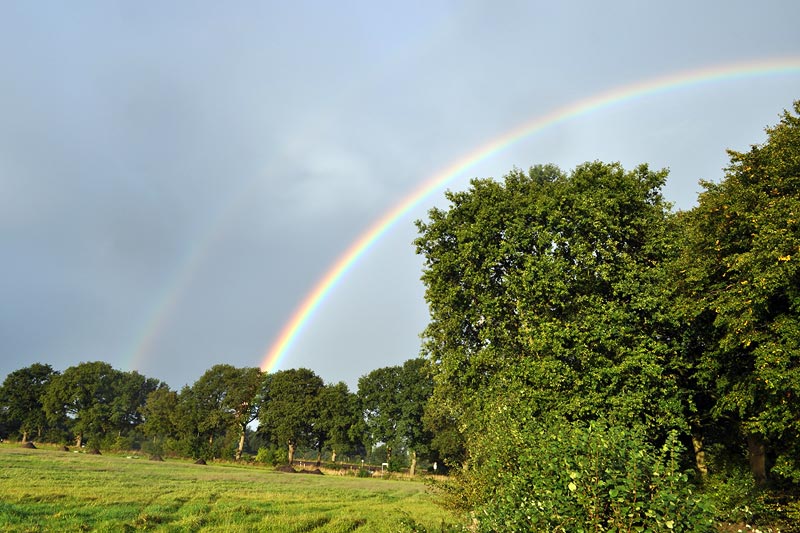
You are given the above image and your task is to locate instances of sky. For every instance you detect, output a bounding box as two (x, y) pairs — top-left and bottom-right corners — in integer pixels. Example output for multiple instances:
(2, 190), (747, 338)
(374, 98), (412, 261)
(2, 1), (799, 391)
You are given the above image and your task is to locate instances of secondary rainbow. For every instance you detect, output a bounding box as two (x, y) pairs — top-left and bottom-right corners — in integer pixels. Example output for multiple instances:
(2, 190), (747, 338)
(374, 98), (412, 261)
(261, 56), (800, 373)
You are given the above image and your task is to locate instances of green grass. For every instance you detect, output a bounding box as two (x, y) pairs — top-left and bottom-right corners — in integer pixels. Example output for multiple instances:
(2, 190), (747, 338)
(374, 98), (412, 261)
(0, 444), (462, 532)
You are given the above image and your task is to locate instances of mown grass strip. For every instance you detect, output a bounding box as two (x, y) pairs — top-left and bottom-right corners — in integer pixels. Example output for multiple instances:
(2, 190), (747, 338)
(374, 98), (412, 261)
(0, 444), (461, 532)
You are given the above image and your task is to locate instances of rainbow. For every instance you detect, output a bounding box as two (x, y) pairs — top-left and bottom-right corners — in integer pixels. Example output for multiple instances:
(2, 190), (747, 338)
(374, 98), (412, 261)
(125, 180), (255, 374)
(258, 57), (799, 372)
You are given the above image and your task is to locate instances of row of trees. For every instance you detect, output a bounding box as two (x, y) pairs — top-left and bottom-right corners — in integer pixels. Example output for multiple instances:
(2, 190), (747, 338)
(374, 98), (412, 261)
(0, 358), (434, 472)
(413, 103), (800, 529)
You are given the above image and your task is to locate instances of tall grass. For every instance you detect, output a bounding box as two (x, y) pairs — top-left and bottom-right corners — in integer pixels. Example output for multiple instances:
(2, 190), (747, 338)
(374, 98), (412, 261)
(0, 444), (460, 532)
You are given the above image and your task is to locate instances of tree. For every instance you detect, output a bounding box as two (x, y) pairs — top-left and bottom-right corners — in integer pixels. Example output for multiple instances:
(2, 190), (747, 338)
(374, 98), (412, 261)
(359, 365), (400, 466)
(109, 371), (163, 440)
(42, 361), (122, 449)
(421, 379), (466, 471)
(258, 368), (323, 465)
(315, 382), (362, 463)
(171, 385), (211, 459)
(175, 364), (263, 460)
(396, 359), (434, 475)
(0, 363), (57, 442)
(677, 102), (800, 485)
(358, 358), (433, 473)
(415, 162), (689, 524)
(140, 387), (179, 445)
(223, 366), (264, 460)
(417, 162), (684, 428)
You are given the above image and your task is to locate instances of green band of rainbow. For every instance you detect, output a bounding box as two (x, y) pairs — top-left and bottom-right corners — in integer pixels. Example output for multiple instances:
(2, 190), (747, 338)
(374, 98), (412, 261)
(261, 57), (800, 373)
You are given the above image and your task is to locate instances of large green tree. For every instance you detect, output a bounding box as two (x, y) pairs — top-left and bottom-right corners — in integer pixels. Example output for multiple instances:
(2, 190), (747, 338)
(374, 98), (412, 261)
(416, 162), (684, 430)
(42, 361), (122, 449)
(140, 387), (179, 446)
(258, 368), (323, 464)
(315, 382), (363, 463)
(177, 364), (264, 460)
(415, 162), (693, 526)
(0, 363), (57, 442)
(171, 385), (212, 459)
(110, 371), (163, 439)
(358, 358), (433, 474)
(677, 102), (800, 485)
(225, 366), (264, 460)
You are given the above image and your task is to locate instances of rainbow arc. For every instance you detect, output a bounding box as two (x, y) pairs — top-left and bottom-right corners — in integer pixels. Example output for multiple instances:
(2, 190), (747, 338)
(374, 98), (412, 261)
(260, 57), (800, 373)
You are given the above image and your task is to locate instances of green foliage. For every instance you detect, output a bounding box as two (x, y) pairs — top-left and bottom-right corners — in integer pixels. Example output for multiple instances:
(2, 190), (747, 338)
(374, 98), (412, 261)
(258, 368), (324, 463)
(255, 446), (286, 466)
(316, 381), (364, 460)
(140, 436), (165, 457)
(167, 365), (264, 460)
(358, 358), (434, 466)
(454, 414), (714, 532)
(0, 363), (56, 442)
(676, 101), (800, 485)
(414, 154), (785, 528)
(702, 452), (763, 524)
(440, 379), (681, 525)
(42, 362), (121, 448)
(140, 387), (178, 441)
(415, 161), (686, 438)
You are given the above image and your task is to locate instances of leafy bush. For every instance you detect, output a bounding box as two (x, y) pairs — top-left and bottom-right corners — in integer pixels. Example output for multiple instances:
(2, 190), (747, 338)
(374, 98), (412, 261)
(702, 448), (762, 524)
(111, 435), (136, 452)
(462, 417), (714, 532)
(255, 446), (286, 466)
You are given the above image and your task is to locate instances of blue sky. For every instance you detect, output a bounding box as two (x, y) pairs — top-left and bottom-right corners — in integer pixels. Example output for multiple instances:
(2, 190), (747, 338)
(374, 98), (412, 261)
(2, 1), (799, 390)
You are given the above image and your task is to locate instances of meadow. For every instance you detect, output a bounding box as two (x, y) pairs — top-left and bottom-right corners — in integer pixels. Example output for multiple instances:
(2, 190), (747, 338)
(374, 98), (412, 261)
(0, 444), (461, 532)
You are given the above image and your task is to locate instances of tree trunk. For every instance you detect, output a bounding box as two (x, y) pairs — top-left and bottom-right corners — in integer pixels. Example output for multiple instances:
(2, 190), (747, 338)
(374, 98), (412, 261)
(288, 441), (296, 465)
(76, 433), (83, 448)
(21, 430), (28, 444)
(235, 427), (246, 461)
(691, 433), (708, 478)
(409, 450), (417, 477)
(747, 434), (768, 487)
(386, 445), (392, 468)
(331, 449), (337, 463)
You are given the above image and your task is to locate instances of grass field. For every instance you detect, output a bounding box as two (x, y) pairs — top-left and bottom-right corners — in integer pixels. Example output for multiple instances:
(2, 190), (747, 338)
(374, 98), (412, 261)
(0, 444), (462, 532)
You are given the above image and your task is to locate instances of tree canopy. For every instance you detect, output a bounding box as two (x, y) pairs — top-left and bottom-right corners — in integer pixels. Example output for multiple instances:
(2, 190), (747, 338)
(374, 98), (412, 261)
(415, 161), (685, 433)
(0, 363), (56, 443)
(258, 368), (324, 464)
(358, 358), (433, 473)
(677, 101), (800, 485)
(413, 103), (800, 529)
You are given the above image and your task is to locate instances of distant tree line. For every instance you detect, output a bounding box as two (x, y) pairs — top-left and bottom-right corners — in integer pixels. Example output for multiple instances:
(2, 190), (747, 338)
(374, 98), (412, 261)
(413, 102), (800, 530)
(0, 358), (437, 473)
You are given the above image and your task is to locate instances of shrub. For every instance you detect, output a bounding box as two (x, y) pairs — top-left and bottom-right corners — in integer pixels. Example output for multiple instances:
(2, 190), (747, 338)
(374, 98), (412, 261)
(255, 446), (286, 466)
(112, 435), (136, 452)
(461, 418), (715, 532)
(701, 448), (781, 527)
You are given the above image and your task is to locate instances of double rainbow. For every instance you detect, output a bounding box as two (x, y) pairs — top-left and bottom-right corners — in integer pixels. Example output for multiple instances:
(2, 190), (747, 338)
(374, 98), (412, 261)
(259, 57), (800, 373)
